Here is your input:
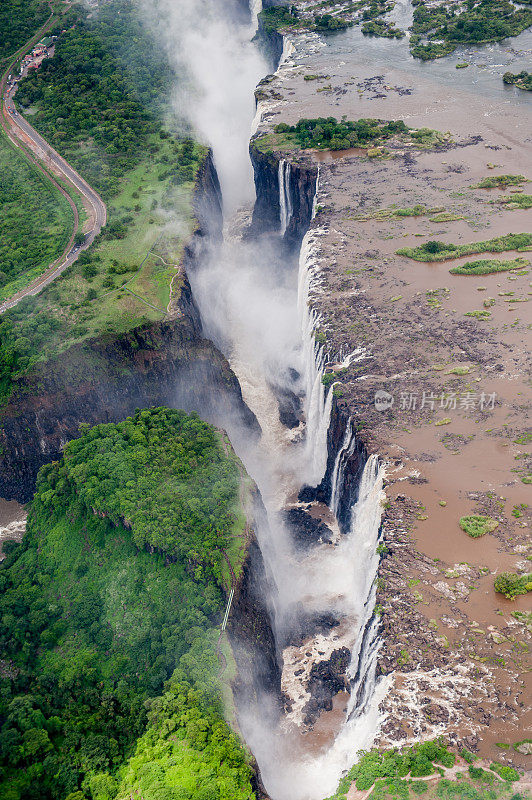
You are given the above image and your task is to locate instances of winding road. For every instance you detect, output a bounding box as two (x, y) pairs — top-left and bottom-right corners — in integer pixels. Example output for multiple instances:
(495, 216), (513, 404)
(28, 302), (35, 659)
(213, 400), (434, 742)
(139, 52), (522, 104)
(0, 16), (107, 314)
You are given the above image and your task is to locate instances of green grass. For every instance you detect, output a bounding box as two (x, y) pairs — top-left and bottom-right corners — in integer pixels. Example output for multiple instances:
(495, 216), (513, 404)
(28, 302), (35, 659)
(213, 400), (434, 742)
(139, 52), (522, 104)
(0, 133), (203, 404)
(0, 131), (74, 301)
(450, 257), (530, 275)
(493, 194), (532, 210)
(459, 515), (499, 538)
(0, 0), (206, 405)
(472, 175), (528, 189)
(429, 212), (464, 222)
(397, 233), (532, 262)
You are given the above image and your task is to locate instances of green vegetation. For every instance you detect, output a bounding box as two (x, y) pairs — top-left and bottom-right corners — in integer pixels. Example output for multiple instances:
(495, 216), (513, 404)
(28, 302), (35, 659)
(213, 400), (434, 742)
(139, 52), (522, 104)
(258, 6), (351, 34)
(397, 233), (532, 261)
(429, 212), (463, 222)
(490, 763), (519, 782)
(0, 0), (205, 405)
(493, 194), (532, 210)
(472, 175), (527, 189)
(324, 740), (456, 799)
(0, 132), (74, 299)
(268, 117), (446, 152)
(410, 0), (532, 60)
(0, 409), (253, 800)
(449, 257), (530, 275)
(362, 19), (405, 38)
(115, 676), (255, 800)
(323, 741), (529, 800)
(459, 515), (499, 537)
(503, 71), (532, 91)
(0, 0), (49, 61)
(16, 0), (175, 199)
(494, 571), (532, 599)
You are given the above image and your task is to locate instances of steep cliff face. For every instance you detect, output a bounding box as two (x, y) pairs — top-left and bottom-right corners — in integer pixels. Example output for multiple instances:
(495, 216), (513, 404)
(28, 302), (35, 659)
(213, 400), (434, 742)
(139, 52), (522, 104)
(249, 143), (318, 245)
(299, 399), (368, 534)
(227, 497), (281, 708)
(0, 152), (258, 503)
(254, 18), (284, 70)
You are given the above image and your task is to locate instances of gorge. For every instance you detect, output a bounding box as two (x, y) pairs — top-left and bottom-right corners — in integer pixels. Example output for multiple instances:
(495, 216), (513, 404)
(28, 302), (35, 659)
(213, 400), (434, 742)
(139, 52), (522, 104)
(0, 0), (530, 798)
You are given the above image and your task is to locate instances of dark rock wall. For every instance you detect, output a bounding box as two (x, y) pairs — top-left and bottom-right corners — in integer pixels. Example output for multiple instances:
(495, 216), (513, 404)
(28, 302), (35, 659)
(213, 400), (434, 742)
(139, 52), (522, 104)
(227, 497), (281, 708)
(249, 144), (318, 246)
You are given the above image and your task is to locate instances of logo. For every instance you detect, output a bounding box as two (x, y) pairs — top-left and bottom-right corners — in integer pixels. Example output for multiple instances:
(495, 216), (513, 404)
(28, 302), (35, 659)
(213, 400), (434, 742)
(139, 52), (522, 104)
(374, 390), (394, 411)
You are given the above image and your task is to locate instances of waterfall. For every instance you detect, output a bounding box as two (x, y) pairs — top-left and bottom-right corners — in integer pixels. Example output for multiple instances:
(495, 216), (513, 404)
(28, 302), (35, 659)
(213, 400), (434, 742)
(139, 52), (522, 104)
(297, 227), (333, 486)
(329, 418), (357, 518)
(280, 35), (296, 65)
(342, 455), (389, 743)
(278, 159), (293, 236)
(312, 165), (320, 219)
(250, 0), (263, 28)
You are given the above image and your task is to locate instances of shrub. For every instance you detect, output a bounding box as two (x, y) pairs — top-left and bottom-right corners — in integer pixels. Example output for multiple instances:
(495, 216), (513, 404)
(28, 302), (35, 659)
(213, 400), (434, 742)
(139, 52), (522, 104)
(472, 175), (527, 189)
(494, 572), (532, 600)
(460, 515), (499, 537)
(490, 763), (520, 781)
(423, 240), (456, 254)
(450, 257), (529, 276)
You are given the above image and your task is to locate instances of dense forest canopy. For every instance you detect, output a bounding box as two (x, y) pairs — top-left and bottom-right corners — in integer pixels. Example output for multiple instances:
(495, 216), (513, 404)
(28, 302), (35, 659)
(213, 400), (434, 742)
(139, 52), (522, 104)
(0, 0), (50, 61)
(16, 0), (176, 197)
(0, 409), (252, 800)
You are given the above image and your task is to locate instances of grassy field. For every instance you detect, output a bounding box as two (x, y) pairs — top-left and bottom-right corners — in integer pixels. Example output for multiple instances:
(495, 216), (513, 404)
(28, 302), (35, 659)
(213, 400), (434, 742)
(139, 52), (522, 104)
(0, 130), (75, 301)
(5, 133), (203, 354)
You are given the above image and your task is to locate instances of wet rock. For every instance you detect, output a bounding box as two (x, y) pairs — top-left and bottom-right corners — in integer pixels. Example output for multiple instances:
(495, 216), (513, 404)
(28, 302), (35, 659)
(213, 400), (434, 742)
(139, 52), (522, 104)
(303, 647), (350, 726)
(282, 610), (340, 648)
(269, 382), (303, 428)
(283, 508), (334, 548)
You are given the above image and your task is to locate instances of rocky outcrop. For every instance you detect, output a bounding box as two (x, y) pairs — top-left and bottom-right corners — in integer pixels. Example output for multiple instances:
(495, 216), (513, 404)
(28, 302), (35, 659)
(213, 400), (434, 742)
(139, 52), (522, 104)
(249, 143), (318, 245)
(192, 150), (223, 242)
(254, 18), (284, 70)
(282, 507), (334, 548)
(303, 647), (350, 725)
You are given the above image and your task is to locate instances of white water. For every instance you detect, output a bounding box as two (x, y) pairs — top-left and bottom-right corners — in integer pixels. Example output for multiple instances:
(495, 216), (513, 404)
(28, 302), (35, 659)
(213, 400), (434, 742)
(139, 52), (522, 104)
(329, 418), (356, 519)
(250, 0), (262, 27)
(240, 456), (388, 800)
(278, 159), (293, 235)
(297, 225), (334, 486)
(146, 0), (388, 795)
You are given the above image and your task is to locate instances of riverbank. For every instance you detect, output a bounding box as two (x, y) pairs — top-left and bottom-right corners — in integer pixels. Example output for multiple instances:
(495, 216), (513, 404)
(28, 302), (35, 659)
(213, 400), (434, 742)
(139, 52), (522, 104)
(251, 1), (531, 767)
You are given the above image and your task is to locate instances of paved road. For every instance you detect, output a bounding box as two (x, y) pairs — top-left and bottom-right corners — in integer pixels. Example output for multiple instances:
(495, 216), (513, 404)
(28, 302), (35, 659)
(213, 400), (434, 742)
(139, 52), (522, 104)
(0, 29), (107, 313)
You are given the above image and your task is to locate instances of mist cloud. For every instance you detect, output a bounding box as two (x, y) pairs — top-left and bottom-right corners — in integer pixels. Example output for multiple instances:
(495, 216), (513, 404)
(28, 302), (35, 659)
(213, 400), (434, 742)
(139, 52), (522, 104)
(138, 0), (266, 214)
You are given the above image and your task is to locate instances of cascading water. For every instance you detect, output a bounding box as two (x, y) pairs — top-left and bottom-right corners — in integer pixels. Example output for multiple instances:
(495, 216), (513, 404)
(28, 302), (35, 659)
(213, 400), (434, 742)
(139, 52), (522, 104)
(278, 159), (293, 236)
(297, 224), (333, 487)
(329, 418), (356, 519)
(146, 0), (389, 796)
